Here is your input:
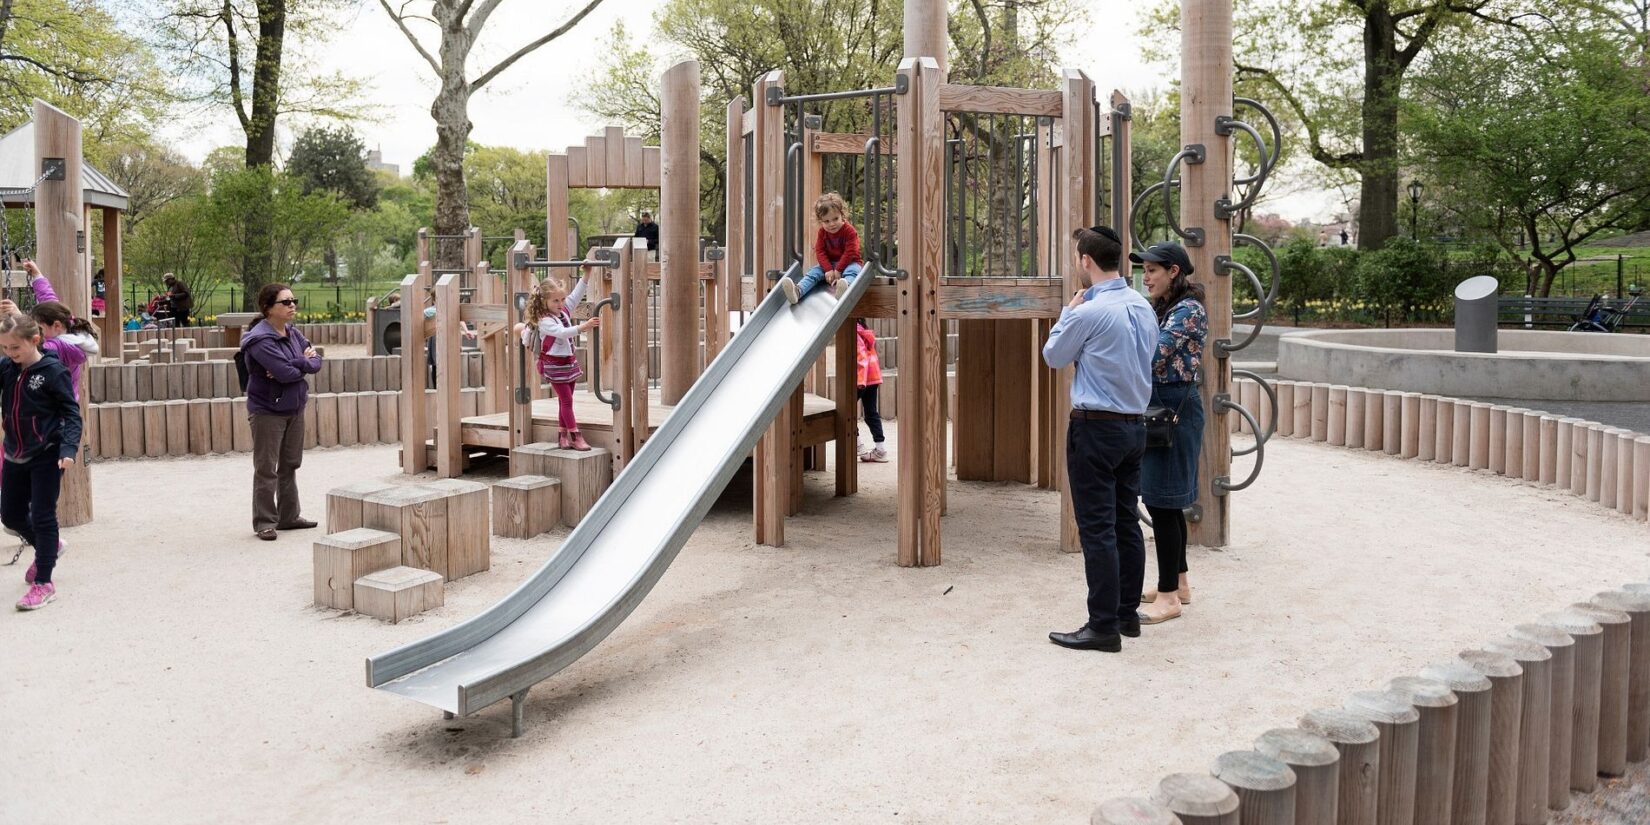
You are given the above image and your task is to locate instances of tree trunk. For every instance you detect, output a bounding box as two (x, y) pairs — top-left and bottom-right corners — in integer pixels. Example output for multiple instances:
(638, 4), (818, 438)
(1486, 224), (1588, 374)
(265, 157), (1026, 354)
(429, 13), (473, 270)
(1358, 4), (1400, 251)
(239, 1), (285, 309)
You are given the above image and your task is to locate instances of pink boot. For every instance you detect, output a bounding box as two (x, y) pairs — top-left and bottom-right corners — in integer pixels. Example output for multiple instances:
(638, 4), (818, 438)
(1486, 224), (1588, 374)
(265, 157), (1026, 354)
(570, 431), (591, 451)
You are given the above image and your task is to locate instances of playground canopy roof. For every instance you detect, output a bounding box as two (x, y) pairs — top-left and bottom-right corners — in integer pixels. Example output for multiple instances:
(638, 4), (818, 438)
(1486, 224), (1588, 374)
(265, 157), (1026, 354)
(0, 119), (129, 211)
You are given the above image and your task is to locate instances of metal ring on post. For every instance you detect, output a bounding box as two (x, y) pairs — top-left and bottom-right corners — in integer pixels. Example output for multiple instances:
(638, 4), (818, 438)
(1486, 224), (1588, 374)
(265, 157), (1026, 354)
(1215, 397), (1266, 494)
(1233, 234), (1281, 316)
(1217, 257), (1268, 356)
(1231, 368), (1278, 452)
(1161, 146), (1205, 245)
(588, 291), (622, 411)
(1130, 179), (1176, 253)
(1220, 118), (1272, 209)
(1234, 98), (1283, 174)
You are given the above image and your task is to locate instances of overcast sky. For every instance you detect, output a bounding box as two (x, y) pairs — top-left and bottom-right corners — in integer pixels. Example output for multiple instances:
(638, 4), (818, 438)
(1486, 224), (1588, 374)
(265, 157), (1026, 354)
(159, 0), (1337, 221)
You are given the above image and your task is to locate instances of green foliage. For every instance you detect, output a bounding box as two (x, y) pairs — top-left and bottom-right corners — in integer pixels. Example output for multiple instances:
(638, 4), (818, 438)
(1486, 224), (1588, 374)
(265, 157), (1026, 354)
(125, 195), (228, 310)
(205, 166), (351, 288)
(465, 144), (549, 245)
(100, 140), (208, 232)
(288, 125), (380, 209)
(1353, 237), (1450, 325)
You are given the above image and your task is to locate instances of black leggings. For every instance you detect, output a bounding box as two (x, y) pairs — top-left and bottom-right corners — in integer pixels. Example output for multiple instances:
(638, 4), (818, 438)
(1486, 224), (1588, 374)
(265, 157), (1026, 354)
(1146, 505), (1188, 593)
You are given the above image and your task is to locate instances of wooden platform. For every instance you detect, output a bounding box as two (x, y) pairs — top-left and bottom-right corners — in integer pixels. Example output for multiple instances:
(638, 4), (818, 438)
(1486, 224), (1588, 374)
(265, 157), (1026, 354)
(460, 388), (839, 450)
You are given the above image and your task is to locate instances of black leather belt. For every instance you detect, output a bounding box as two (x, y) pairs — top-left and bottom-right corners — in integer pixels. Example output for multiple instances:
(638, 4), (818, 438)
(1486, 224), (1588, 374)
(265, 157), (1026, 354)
(1070, 410), (1142, 422)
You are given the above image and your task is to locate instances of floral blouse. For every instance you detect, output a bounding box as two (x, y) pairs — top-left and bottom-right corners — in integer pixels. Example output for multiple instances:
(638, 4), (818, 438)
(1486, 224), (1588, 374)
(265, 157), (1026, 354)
(1154, 298), (1207, 384)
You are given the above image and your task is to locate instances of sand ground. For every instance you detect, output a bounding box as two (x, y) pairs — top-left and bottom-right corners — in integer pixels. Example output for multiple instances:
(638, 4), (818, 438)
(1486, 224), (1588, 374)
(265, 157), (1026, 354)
(3, 426), (1648, 824)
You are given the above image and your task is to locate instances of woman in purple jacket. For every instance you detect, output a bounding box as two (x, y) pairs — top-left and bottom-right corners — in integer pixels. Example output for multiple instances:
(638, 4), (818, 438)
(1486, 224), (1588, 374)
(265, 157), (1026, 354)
(241, 283), (323, 541)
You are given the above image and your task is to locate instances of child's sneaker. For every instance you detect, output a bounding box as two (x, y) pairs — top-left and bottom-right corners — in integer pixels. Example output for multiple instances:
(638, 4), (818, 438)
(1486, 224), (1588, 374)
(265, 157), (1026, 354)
(779, 278), (800, 305)
(832, 279), (847, 299)
(861, 446), (889, 463)
(23, 540), (63, 585)
(16, 582), (55, 611)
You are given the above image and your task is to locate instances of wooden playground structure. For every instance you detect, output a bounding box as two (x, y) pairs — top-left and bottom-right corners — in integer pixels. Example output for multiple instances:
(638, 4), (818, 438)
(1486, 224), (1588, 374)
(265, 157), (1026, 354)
(397, 0), (1272, 569)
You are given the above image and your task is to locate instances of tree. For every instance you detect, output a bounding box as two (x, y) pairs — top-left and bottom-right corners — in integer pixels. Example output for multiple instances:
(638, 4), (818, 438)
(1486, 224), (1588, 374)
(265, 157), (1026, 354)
(0, 0), (171, 146)
(158, 0), (361, 307)
(376, 0), (606, 264)
(206, 166), (350, 291)
(101, 140), (207, 232)
(288, 125), (379, 209)
(1408, 18), (1650, 296)
(125, 195), (228, 317)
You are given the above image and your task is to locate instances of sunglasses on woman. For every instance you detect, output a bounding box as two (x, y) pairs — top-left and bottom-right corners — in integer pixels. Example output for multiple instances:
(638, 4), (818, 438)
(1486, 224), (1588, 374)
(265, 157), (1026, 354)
(275, 298), (299, 307)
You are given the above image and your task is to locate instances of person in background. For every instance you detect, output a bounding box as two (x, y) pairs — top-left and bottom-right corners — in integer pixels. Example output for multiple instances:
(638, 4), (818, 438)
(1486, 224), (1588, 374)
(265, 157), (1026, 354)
(241, 283), (322, 541)
(855, 319), (887, 463)
(634, 211), (660, 258)
(0, 314), (81, 610)
(91, 268), (106, 317)
(1132, 242), (1207, 625)
(1041, 226), (1157, 653)
(516, 263), (599, 451)
(162, 273), (193, 327)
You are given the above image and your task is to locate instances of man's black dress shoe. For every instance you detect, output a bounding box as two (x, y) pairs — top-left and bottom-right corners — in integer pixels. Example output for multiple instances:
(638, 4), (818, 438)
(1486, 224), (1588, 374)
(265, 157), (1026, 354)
(1048, 626), (1122, 652)
(1119, 617), (1141, 638)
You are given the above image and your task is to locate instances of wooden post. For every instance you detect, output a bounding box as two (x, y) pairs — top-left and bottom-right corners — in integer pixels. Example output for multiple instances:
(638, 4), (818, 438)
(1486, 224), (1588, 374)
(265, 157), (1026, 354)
(1092, 798), (1183, 825)
(1399, 392), (1421, 458)
(1452, 400), (1472, 466)
(1570, 602), (1631, 777)
(1342, 386), (1362, 448)
(903, 0), (948, 72)
(1420, 660), (1494, 825)
(752, 69), (787, 548)
(1521, 411), (1541, 481)
(399, 269), (430, 474)
(1541, 609), (1604, 793)
(1328, 386), (1348, 447)
(916, 59), (945, 565)
(1310, 383), (1329, 442)
(100, 207), (123, 351)
(1292, 381), (1312, 439)
(1615, 430), (1635, 516)
(1600, 427), (1621, 508)
(1591, 590), (1650, 762)
(1387, 677), (1458, 825)
(1571, 419), (1591, 496)
(1211, 750), (1296, 825)
(660, 59), (701, 405)
(1555, 417), (1575, 487)
(1381, 390), (1401, 455)
(1182, 0), (1234, 548)
(1512, 622), (1576, 812)
(1585, 423), (1604, 501)
(433, 273), (462, 477)
(1274, 381), (1296, 438)
(1300, 708), (1380, 825)
(1053, 68), (1097, 555)
(1152, 774), (1239, 825)
(1634, 436), (1650, 521)
(1415, 394), (1435, 461)
(1434, 397), (1455, 464)
(1502, 407), (1525, 477)
(1459, 649), (1524, 825)
(1538, 414), (1558, 485)
(1344, 690), (1420, 825)
(1469, 403), (1491, 470)
(1255, 727), (1338, 825)
(1482, 638), (1551, 825)
(34, 100), (92, 526)
(1363, 388), (1384, 452)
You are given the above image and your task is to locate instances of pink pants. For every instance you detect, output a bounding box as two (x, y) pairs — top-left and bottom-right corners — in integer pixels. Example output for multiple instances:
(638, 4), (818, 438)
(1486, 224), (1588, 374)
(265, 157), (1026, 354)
(552, 381), (578, 431)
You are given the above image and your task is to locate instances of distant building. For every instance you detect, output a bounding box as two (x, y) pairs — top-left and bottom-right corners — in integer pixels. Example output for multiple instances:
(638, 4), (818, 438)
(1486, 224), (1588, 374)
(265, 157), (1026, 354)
(366, 149), (400, 178)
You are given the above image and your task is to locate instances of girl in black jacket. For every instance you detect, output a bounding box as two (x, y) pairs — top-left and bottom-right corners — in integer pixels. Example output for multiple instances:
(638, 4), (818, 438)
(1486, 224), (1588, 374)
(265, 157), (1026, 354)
(0, 314), (82, 610)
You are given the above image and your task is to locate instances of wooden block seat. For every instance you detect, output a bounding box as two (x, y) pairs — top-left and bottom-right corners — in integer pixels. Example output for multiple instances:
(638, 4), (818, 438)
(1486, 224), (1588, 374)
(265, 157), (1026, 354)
(493, 475), (561, 539)
(363, 486), (450, 580)
(423, 478), (491, 580)
(326, 480), (397, 533)
(512, 443), (612, 527)
(313, 528), (401, 610)
(354, 566), (444, 623)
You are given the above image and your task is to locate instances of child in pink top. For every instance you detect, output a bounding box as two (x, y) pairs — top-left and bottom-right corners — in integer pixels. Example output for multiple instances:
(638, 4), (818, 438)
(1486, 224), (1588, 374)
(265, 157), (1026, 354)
(0, 260), (100, 396)
(855, 319), (886, 462)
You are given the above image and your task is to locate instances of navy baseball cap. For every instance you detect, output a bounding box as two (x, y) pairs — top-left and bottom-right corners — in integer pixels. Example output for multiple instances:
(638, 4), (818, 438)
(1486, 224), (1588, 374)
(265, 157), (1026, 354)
(1129, 242), (1195, 276)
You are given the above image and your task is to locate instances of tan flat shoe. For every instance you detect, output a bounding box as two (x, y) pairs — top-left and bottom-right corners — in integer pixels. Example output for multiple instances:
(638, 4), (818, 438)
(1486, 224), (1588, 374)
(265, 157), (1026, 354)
(1137, 606), (1182, 625)
(1142, 587), (1193, 605)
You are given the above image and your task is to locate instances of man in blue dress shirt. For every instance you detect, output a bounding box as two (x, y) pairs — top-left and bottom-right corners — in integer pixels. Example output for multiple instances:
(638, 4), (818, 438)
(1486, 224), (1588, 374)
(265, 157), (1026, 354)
(1041, 226), (1158, 652)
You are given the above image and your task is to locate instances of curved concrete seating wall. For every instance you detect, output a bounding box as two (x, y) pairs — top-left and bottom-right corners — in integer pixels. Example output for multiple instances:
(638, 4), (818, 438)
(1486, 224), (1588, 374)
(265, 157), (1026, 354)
(1277, 329), (1650, 401)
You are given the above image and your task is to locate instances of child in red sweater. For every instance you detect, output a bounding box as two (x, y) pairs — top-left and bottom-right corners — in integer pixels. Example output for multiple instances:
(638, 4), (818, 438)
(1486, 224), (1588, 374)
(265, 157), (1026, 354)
(781, 192), (862, 304)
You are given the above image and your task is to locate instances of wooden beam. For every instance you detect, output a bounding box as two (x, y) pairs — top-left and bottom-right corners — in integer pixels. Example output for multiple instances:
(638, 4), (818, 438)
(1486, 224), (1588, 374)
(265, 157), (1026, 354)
(585, 135), (606, 188)
(660, 60), (702, 405)
(895, 59), (923, 568)
(936, 283), (1065, 318)
(566, 146), (588, 187)
(725, 96), (747, 356)
(433, 273), (462, 477)
(917, 58), (946, 566)
(1112, 90), (1134, 253)
(642, 146), (662, 188)
(624, 136), (644, 188)
(604, 126), (625, 186)
(628, 238), (650, 457)
(1057, 69), (1096, 553)
(845, 283), (899, 318)
(834, 320), (858, 496)
(100, 207), (123, 349)
(35, 100), (91, 526)
(811, 132), (896, 156)
(936, 84), (1063, 118)
(753, 69), (786, 547)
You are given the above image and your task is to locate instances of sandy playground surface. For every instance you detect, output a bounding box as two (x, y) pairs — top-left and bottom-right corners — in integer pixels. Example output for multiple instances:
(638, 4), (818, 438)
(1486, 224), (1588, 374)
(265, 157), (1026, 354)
(3, 425), (1648, 823)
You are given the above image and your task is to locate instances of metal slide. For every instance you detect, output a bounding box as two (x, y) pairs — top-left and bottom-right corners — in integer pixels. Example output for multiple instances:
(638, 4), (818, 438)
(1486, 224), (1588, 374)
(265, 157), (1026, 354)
(366, 269), (875, 728)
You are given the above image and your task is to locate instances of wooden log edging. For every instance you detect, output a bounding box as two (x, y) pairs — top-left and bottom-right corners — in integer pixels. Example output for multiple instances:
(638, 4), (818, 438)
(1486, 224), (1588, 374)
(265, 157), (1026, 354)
(85, 353), (502, 404)
(1098, 585), (1650, 824)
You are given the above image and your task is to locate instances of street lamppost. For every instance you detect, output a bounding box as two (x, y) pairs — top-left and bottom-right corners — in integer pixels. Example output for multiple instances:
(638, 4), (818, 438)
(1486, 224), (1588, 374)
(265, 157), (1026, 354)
(1408, 179), (1424, 241)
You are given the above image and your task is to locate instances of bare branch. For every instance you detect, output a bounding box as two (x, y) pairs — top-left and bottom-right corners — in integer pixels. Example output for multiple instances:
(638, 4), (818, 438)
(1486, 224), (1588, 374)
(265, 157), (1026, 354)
(223, 0), (250, 132)
(377, 0), (441, 74)
(470, 0), (606, 92)
(1235, 61), (1363, 169)
(465, 0), (508, 37)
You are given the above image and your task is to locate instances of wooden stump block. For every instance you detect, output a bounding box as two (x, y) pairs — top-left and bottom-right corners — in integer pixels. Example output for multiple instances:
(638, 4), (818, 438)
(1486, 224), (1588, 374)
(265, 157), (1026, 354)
(1556, 417), (1576, 488)
(1538, 415), (1559, 485)
(303, 397), (319, 449)
(357, 392), (379, 445)
(1382, 390), (1401, 455)
(120, 401), (145, 459)
(231, 398), (254, 453)
(1344, 689), (1420, 825)
(1600, 428), (1622, 509)
(1503, 408), (1527, 479)
(143, 402), (167, 459)
(1293, 382), (1314, 438)
(1255, 727), (1339, 825)
(1415, 395), (1436, 461)
(1341, 387), (1362, 449)
(1514, 621), (1577, 811)
(1449, 400), (1470, 466)
(1387, 677), (1459, 825)
(164, 399), (188, 456)
(210, 397), (233, 453)
(378, 390), (399, 441)
(493, 475), (561, 539)
(423, 478), (490, 581)
(363, 486), (449, 580)
(96, 404), (120, 460)
(1488, 405), (1510, 474)
(1585, 423), (1604, 501)
(1522, 411), (1542, 482)
(1634, 437), (1650, 521)
(514, 443), (614, 527)
(1482, 638), (1552, 825)
(1570, 602), (1631, 778)
(353, 565), (443, 623)
(1542, 610), (1604, 793)
(1421, 660), (1493, 825)
(1592, 590), (1650, 763)
(1310, 383), (1330, 442)
(315, 393), (339, 448)
(1152, 773), (1239, 825)
(1460, 649), (1524, 825)
(1211, 750), (1296, 825)
(1614, 431), (1635, 517)
(1362, 388), (1385, 452)
(1469, 403), (1491, 470)
(187, 399), (211, 455)
(1091, 797), (1183, 825)
(1328, 386), (1349, 447)
(1275, 381), (1296, 438)
(1301, 708), (1381, 825)
(327, 480), (397, 534)
(313, 527), (401, 610)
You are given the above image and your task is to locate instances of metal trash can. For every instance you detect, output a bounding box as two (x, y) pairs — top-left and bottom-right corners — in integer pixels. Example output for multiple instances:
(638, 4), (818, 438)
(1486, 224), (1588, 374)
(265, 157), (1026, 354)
(1454, 275), (1499, 354)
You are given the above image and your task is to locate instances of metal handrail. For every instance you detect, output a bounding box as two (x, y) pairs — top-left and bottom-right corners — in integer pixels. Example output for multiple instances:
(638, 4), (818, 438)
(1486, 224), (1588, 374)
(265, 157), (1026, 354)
(1214, 396), (1266, 494)
(1231, 369), (1278, 452)
(1162, 145), (1205, 246)
(1217, 257), (1267, 356)
(784, 140), (803, 265)
(862, 136), (907, 280)
(588, 291), (622, 411)
(514, 292), (531, 405)
(1233, 234), (1281, 318)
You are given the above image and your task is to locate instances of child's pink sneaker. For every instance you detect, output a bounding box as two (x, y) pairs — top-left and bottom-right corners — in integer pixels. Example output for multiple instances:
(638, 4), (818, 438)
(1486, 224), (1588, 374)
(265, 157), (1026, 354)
(23, 540), (64, 585)
(16, 582), (55, 610)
